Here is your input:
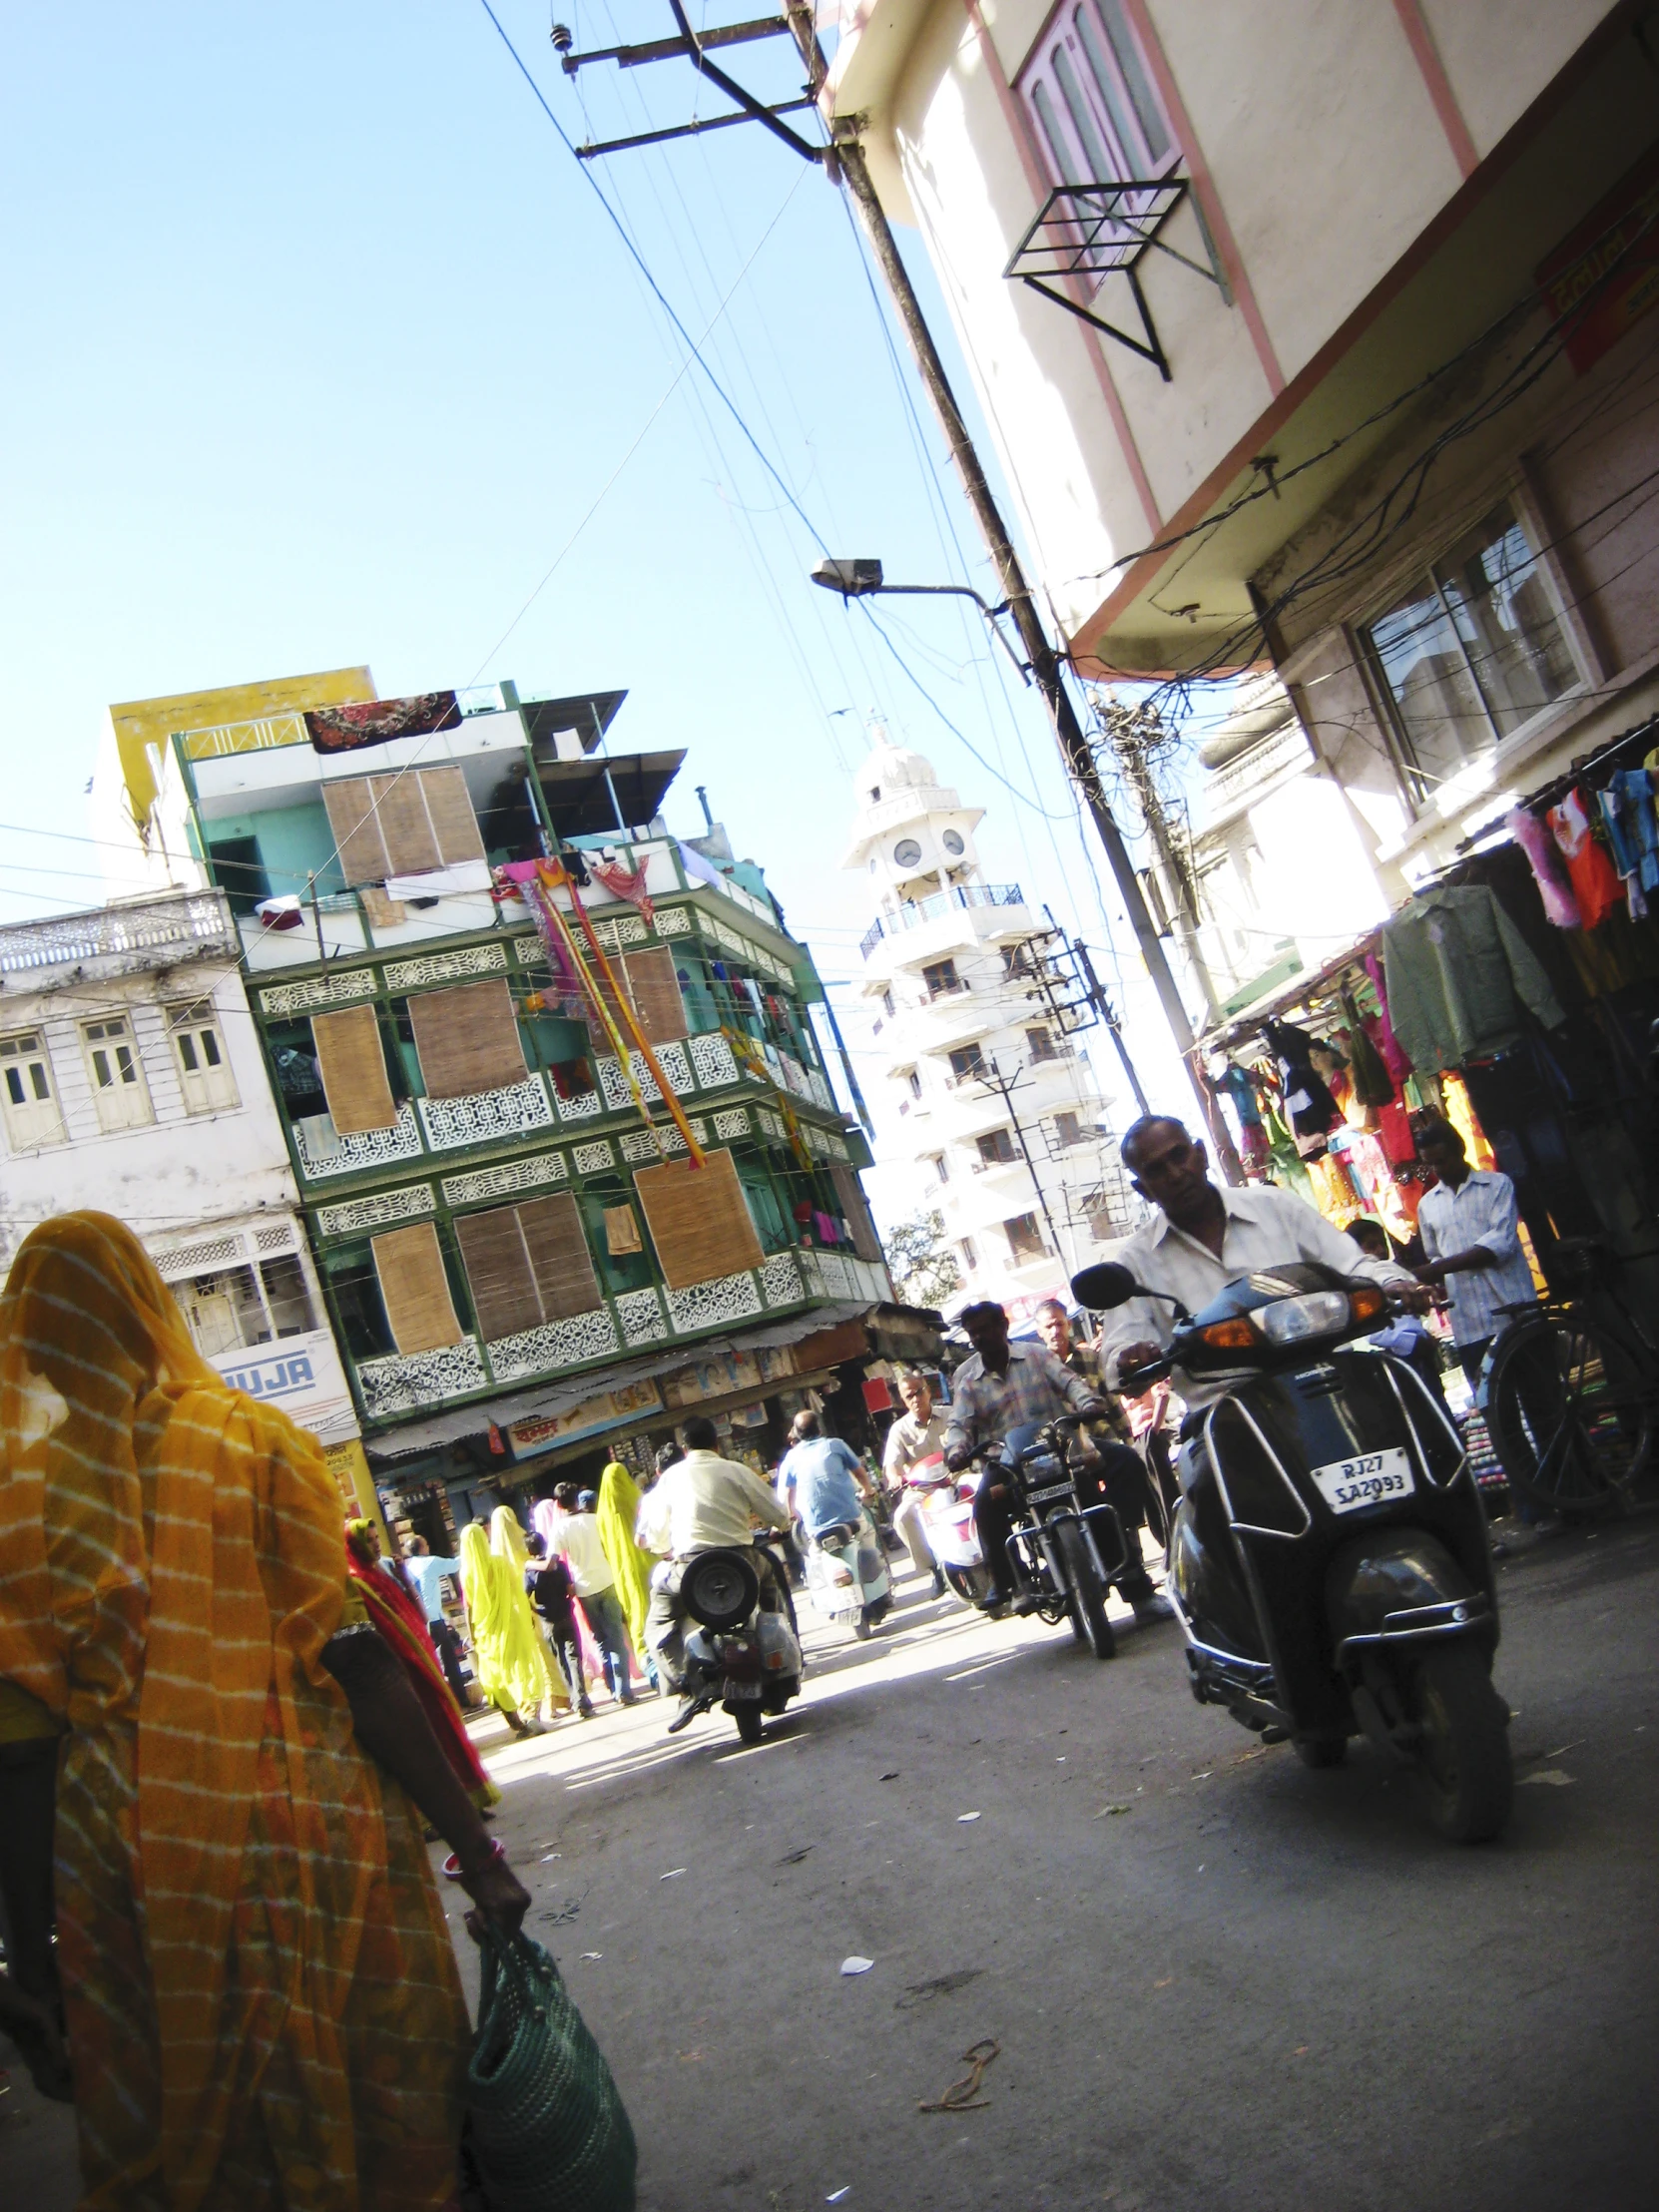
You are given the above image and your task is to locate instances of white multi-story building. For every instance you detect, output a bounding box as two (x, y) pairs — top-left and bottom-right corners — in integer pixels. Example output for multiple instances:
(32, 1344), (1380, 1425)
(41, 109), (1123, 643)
(845, 737), (1136, 1320)
(0, 887), (364, 1479)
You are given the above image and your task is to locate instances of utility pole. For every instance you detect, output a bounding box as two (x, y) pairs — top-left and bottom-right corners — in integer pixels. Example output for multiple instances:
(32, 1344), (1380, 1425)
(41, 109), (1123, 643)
(775, 5), (1239, 1180)
(1074, 942), (1152, 1120)
(969, 1054), (1063, 1262)
(1093, 697), (1221, 1025)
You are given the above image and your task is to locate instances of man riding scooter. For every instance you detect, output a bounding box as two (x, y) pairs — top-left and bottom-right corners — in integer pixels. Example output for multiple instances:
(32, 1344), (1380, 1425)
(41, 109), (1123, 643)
(638, 1415), (793, 1694)
(943, 1301), (1173, 1625)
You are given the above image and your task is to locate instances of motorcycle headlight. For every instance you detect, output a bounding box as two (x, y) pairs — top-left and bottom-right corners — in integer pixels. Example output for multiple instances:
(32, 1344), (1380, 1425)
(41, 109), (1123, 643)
(1258, 1290), (1351, 1345)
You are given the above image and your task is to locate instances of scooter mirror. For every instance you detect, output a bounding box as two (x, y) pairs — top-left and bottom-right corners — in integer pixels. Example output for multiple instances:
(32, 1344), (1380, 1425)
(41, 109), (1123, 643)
(1070, 1261), (1140, 1310)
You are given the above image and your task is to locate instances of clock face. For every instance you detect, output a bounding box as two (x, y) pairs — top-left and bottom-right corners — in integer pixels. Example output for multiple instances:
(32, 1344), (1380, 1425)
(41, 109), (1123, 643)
(942, 830), (965, 855)
(893, 838), (922, 867)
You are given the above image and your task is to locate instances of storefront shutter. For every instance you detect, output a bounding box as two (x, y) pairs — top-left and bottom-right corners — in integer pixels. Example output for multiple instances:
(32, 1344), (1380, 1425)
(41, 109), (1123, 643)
(311, 1004), (396, 1133)
(623, 947), (688, 1042)
(633, 1148), (764, 1290)
(322, 766), (485, 886)
(372, 1223), (463, 1354)
(830, 1162), (883, 1264)
(455, 1205), (543, 1343)
(517, 1193), (602, 1320)
(408, 978), (528, 1099)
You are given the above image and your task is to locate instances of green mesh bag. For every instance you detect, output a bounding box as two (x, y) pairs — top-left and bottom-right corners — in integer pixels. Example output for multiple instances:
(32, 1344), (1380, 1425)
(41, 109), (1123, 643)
(466, 1925), (637, 2212)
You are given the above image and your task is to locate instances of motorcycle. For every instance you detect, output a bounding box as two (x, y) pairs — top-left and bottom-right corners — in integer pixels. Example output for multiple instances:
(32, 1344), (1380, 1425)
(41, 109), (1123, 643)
(912, 1453), (997, 1608)
(979, 1415), (1128, 1660)
(801, 1508), (892, 1640)
(666, 1542), (804, 1746)
(1073, 1257), (1513, 1842)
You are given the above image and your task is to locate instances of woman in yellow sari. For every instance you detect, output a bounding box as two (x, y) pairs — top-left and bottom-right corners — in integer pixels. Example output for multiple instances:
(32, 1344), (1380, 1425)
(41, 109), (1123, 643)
(0, 1214), (528, 2209)
(457, 1508), (565, 1732)
(595, 1460), (658, 1689)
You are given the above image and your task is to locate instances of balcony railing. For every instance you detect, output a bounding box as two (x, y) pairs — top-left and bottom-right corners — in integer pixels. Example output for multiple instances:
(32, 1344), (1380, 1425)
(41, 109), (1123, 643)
(0, 892), (237, 976)
(859, 882), (1024, 960)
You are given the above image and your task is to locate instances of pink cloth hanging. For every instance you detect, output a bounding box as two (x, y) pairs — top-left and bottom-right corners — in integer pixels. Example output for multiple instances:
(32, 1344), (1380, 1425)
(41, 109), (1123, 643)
(589, 853), (655, 926)
(1506, 806), (1582, 928)
(1363, 953), (1412, 1086)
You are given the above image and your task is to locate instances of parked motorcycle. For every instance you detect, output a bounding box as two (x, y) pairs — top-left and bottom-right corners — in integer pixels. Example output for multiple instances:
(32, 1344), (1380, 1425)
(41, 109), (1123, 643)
(982, 1415), (1128, 1659)
(666, 1544), (804, 1746)
(801, 1508), (893, 1640)
(913, 1453), (996, 1608)
(1073, 1258), (1513, 1842)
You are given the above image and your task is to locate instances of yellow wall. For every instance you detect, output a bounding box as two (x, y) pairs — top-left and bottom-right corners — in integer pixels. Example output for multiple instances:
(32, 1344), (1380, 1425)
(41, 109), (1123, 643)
(107, 665), (374, 823)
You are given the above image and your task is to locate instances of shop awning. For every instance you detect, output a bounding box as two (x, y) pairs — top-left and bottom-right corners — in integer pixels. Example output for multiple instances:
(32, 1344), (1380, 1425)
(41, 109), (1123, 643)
(364, 1298), (942, 1461)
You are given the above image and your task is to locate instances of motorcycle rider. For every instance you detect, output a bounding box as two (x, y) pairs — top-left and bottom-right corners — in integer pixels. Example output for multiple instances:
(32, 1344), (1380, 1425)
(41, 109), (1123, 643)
(1033, 1296), (1169, 1609)
(881, 1371), (949, 1596)
(638, 1415), (793, 1692)
(1099, 1115), (1422, 1403)
(943, 1301), (1173, 1624)
(776, 1410), (872, 1535)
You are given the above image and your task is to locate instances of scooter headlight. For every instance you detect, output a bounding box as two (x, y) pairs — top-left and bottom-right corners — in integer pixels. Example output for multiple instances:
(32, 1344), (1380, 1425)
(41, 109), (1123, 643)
(1258, 1290), (1351, 1345)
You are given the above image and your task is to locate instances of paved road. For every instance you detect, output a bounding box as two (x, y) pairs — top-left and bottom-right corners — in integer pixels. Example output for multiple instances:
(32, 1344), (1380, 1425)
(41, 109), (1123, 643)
(6, 1519), (1655, 2210)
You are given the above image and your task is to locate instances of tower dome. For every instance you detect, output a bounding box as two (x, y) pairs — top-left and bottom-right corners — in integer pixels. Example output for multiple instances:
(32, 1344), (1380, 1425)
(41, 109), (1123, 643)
(854, 734), (936, 810)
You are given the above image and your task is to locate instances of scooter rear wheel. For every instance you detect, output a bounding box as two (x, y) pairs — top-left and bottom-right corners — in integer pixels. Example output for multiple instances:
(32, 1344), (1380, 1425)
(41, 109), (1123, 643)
(733, 1703), (765, 1746)
(1408, 1646), (1513, 1843)
(1057, 1523), (1116, 1661)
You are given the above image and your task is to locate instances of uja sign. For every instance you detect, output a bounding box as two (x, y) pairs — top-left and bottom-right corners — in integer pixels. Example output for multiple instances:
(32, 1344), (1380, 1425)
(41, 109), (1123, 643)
(208, 1327), (360, 1447)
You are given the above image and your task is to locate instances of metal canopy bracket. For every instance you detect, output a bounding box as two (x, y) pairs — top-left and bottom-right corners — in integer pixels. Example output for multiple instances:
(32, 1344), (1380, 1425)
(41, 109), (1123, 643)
(1003, 179), (1224, 382)
(552, 8), (826, 163)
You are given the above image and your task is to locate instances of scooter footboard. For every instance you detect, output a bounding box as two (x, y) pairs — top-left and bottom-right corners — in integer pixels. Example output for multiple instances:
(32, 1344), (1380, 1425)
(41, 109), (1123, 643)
(1326, 1530), (1495, 1668)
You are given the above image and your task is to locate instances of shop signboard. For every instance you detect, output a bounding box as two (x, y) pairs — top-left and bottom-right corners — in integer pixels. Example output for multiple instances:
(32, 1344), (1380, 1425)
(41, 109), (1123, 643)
(508, 1376), (662, 1455)
(662, 1343), (798, 1407)
(208, 1327), (359, 1447)
(1536, 143), (1659, 378)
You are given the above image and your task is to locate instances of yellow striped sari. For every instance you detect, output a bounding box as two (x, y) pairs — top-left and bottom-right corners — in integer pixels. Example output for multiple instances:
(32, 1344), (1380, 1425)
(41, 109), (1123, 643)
(0, 1214), (469, 2209)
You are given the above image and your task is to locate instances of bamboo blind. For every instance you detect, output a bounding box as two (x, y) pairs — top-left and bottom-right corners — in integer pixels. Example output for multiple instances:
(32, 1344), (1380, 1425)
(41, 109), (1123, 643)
(408, 978), (528, 1099)
(830, 1163), (883, 1265)
(372, 1223), (463, 1355)
(582, 946), (687, 1055)
(311, 1004), (396, 1133)
(322, 766), (485, 886)
(518, 1193), (602, 1320)
(633, 1148), (763, 1290)
(454, 1206), (543, 1343)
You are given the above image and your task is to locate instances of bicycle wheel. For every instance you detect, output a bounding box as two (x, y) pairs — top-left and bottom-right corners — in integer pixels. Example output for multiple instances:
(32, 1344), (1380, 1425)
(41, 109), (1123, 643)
(1484, 1312), (1651, 1518)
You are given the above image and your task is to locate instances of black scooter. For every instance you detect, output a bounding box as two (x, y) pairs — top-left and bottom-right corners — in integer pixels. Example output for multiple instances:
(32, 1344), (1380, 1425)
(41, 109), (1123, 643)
(987, 1414), (1127, 1660)
(1073, 1258), (1513, 1843)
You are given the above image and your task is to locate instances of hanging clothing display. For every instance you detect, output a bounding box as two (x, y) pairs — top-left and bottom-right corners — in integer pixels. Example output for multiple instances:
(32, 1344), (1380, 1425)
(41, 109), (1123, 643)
(1215, 1064), (1263, 1126)
(1596, 774), (1656, 920)
(1261, 1019), (1341, 1139)
(588, 852), (656, 926)
(1339, 992), (1395, 1107)
(1506, 806), (1583, 929)
(1379, 883), (1565, 1071)
(1546, 789), (1624, 931)
(1363, 951), (1414, 1087)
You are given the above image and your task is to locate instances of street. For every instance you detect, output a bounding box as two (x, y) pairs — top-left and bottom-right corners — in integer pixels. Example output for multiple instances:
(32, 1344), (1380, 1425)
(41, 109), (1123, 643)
(5, 1519), (1655, 2212)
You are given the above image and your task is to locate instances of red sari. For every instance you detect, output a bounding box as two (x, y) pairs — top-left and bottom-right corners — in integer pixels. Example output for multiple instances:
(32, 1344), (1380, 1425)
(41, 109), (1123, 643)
(345, 1534), (498, 1809)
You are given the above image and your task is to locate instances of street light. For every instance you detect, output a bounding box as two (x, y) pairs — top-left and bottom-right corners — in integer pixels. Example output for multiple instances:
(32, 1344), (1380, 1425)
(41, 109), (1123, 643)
(811, 556), (1031, 683)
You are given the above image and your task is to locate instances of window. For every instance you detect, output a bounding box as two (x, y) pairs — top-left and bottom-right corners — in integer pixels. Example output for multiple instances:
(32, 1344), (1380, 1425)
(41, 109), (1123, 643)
(322, 765), (485, 887)
(169, 1001), (239, 1114)
(907, 1069), (923, 1100)
(930, 1152), (950, 1185)
(881, 989), (895, 1019)
(175, 1266), (270, 1359)
(261, 1254), (315, 1337)
(1054, 1109), (1086, 1148)
(1004, 1211), (1047, 1261)
(1025, 1025), (1056, 1063)
(1024, 2), (1173, 190)
(1359, 499), (1582, 803)
(923, 958), (963, 998)
(978, 1128), (1018, 1166)
(82, 1016), (154, 1132)
(0, 1032), (64, 1150)
(949, 1044), (986, 1082)
(959, 1237), (978, 1272)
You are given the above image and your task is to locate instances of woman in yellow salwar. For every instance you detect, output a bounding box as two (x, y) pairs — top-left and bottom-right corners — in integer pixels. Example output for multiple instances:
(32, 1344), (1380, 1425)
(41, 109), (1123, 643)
(595, 1461), (659, 1692)
(0, 1214), (528, 2210)
(457, 1508), (565, 1733)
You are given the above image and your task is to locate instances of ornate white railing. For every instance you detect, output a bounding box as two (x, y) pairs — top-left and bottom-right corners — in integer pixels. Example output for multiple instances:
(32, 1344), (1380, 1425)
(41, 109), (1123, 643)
(0, 893), (236, 975)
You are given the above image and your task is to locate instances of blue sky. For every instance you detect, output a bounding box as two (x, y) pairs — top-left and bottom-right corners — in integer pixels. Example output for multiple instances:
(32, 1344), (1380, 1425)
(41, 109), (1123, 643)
(0, 0), (1214, 1146)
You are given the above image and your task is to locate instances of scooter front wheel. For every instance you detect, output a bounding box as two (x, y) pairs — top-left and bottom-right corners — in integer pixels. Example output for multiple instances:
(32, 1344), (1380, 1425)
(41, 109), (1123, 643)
(1408, 1646), (1513, 1843)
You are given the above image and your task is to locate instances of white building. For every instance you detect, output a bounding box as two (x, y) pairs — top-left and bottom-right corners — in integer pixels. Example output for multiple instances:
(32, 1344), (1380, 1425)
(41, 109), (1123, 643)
(0, 887), (362, 1467)
(844, 738), (1136, 1321)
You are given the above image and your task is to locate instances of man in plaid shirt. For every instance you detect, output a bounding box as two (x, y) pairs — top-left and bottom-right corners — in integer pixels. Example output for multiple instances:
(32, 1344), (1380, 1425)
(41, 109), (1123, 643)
(944, 1301), (1172, 1622)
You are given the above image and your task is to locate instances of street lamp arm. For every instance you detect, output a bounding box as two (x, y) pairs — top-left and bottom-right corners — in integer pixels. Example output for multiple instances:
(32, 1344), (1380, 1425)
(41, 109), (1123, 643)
(809, 560), (1031, 684)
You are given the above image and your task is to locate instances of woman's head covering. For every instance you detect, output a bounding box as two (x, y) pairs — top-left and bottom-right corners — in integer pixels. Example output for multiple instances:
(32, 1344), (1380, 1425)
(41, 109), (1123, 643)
(489, 1505), (529, 1569)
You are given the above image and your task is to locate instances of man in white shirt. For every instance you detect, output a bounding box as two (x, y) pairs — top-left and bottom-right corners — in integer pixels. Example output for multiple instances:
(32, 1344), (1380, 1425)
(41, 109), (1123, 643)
(638, 1416), (793, 1690)
(544, 1481), (639, 1706)
(1099, 1116), (1420, 1407)
(881, 1372), (949, 1594)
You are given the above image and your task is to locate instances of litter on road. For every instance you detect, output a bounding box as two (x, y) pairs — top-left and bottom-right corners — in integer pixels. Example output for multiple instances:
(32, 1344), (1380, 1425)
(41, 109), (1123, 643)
(918, 2038), (1000, 2113)
(840, 1956), (874, 1975)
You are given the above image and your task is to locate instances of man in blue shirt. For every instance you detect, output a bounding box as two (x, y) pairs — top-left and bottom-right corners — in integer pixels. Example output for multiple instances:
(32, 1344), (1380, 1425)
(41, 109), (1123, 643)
(402, 1535), (469, 1702)
(776, 1411), (870, 1539)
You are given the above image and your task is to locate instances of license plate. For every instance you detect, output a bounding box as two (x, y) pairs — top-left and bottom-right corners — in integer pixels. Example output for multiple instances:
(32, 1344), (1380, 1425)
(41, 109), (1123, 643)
(724, 1679), (763, 1700)
(1311, 1447), (1415, 1515)
(1026, 1481), (1074, 1505)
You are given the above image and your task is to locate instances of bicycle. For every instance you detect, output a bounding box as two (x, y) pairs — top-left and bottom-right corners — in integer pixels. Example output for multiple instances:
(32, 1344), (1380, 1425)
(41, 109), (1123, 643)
(1481, 1238), (1659, 1519)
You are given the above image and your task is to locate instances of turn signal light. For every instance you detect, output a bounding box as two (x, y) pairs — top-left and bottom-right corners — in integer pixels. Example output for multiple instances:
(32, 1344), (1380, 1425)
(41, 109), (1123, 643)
(1198, 1318), (1260, 1351)
(1349, 1285), (1385, 1325)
